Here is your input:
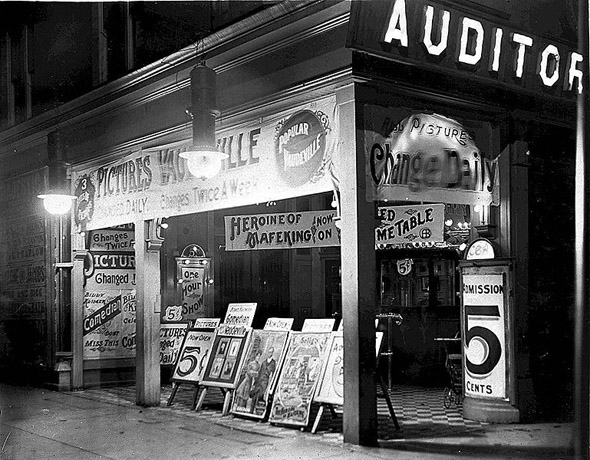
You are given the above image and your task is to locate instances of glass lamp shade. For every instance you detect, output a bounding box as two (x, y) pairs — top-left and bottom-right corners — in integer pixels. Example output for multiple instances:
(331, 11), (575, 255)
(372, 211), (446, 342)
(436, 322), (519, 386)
(38, 194), (76, 215)
(180, 148), (228, 179)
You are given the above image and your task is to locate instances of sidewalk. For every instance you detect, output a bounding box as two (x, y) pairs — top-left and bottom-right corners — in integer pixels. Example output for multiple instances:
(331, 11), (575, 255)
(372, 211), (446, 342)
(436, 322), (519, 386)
(0, 383), (574, 460)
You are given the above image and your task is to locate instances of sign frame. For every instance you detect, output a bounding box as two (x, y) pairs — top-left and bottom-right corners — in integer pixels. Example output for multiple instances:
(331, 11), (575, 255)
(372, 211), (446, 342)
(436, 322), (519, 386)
(268, 331), (331, 427)
(170, 327), (217, 384)
(230, 329), (291, 419)
(199, 326), (252, 389)
(160, 322), (190, 367)
(460, 259), (515, 405)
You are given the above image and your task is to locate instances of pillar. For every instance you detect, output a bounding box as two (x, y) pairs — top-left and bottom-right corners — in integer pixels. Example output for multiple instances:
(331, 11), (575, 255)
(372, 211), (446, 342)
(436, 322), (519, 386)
(338, 84), (378, 446)
(135, 219), (163, 406)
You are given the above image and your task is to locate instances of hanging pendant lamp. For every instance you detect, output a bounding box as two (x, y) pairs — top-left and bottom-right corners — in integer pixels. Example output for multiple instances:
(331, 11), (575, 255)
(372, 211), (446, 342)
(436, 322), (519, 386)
(180, 61), (228, 179)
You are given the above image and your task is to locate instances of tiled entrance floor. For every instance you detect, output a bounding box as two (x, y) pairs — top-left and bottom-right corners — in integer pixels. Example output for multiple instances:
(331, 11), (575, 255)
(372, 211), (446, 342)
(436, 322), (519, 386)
(75, 383), (486, 442)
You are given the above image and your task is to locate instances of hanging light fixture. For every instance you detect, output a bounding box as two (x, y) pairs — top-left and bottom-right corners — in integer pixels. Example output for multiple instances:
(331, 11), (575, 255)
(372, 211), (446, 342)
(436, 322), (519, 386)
(180, 61), (228, 179)
(38, 131), (76, 215)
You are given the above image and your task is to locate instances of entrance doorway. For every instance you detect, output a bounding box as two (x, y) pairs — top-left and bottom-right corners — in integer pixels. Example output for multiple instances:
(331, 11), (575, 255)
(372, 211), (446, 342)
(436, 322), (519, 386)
(378, 250), (460, 387)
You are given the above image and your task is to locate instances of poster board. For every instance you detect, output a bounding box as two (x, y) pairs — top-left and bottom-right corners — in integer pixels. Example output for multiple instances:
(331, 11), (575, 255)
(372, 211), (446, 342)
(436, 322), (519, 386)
(301, 318), (335, 332)
(200, 325), (251, 389)
(194, 317), (220, 329)
(171, 328), (217, 384)
(264, 317), (294, 331)
(83, 226), (136, 360)
(160, 322), (189, 366)
(230, 329), (291, 419)
(268, 331), (331, 427)
(314, 332), (384, 405)
(224, 303), (257, 327)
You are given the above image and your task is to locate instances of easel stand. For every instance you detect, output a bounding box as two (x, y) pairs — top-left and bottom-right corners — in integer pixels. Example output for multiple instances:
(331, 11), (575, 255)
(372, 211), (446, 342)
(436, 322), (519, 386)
(377, 374), (400, 430)
(311, 403), (340, 434)
(167, 381), (201, 410)
(311, 374), (400, 434)
(195, 386), (233, 415)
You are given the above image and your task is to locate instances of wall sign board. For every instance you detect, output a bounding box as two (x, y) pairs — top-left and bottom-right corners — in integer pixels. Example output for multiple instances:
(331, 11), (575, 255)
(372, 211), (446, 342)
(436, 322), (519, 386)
(347, 0), (582, 98)
(71, 97), (337, 232)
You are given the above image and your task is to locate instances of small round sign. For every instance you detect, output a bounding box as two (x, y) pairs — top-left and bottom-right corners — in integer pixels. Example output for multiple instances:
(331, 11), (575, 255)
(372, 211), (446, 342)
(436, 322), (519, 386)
(465, 238), (495, 260)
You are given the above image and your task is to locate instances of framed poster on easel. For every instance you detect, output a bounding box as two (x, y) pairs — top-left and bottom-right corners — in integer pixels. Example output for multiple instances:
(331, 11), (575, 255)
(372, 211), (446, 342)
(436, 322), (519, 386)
(268, 331), (331, 427)
(166, 318), (220, 408)
(230, 329), (291, 420)
(311, 331), (398, 433)
(196, 324), (252, 415)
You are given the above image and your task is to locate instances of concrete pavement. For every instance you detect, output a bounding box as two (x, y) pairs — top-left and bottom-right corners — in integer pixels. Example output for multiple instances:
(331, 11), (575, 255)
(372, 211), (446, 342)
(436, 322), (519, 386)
(0, 383), (574, 460)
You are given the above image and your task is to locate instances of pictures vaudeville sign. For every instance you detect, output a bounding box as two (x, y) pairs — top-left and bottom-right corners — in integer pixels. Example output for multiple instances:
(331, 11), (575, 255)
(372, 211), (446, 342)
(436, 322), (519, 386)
(72, 97), (336, 232)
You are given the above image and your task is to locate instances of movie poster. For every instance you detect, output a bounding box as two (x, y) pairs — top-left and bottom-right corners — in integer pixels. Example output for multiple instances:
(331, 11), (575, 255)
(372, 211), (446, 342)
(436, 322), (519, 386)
(269, 332), (330, 427)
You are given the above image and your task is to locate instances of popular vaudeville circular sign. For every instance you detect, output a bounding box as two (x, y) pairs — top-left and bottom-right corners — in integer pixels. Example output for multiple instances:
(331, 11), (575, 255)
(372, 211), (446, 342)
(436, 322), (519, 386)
(365, 109), (498, 206)
(275, 109), (330, 187)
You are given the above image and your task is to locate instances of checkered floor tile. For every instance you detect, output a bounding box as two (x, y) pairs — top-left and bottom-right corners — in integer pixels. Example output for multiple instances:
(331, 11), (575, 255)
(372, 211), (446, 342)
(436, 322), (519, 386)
(75, 384), (485, 442)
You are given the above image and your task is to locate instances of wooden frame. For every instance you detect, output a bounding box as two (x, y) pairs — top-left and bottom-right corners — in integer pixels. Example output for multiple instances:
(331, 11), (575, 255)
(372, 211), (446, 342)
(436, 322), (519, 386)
(314, 332), (384, 405)
(200, 326), (251, 389)
(170, 327), (216, 384)
(230, 329), (290, 419)
(268, 331), (331, 427)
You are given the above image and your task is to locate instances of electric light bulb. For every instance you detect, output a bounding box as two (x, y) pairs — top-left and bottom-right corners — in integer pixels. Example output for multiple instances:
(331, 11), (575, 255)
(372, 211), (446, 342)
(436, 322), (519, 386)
(38, 194), (76, 215)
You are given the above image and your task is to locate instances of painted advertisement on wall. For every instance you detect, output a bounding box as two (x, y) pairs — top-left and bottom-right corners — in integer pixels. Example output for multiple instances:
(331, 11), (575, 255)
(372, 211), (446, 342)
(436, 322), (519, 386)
(461, 266), (508, 399)
(0, 169), (48, 364)
(71, 97), (337, 232)
(83, 226), (136, 360)
(224, 210), (340, 251)
(0, 170), (48, 322)
(363, 108), (499, 206)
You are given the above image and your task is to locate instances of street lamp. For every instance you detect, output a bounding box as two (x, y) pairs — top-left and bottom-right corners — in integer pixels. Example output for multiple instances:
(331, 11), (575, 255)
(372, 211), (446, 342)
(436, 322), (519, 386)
(38, 193), (76, 215)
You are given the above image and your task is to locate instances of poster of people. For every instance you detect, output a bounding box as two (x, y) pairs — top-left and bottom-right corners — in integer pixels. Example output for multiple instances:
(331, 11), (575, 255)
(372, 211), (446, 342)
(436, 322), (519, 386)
(230, 329), (290, 419)
(314, 332), (384, 405)
(171, 328), (217, 383)
(200, 324), (251, 388)
(268, 331), (330, 427)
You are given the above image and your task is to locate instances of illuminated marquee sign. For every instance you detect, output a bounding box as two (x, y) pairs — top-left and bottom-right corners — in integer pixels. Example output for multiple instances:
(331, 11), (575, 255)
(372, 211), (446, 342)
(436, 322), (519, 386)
(347, 0), (583, 97)
(365, 110), (498, 205)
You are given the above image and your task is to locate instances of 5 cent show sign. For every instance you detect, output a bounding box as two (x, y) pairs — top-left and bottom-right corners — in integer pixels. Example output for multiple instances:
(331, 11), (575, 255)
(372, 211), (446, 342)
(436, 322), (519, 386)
(461, 264), (509, 400)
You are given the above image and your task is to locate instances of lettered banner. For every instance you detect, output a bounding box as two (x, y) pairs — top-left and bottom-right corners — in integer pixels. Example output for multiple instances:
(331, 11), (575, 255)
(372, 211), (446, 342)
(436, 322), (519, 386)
(72, 96), (337, 232)
(375, 204), (444, 246)
(224, 210), (340, 251)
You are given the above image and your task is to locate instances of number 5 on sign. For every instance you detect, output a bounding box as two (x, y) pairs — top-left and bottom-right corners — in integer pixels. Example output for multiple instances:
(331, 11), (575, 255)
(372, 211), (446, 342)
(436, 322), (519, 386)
(462, 272), (507, 399)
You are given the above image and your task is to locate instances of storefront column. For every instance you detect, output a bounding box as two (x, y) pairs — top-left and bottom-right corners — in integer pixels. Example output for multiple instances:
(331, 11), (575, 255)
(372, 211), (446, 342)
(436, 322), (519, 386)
(135, 219), (162, 406)
(71, 250), (87, 390)
(338, 83), (378, 446)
